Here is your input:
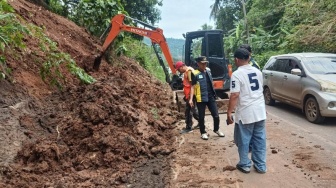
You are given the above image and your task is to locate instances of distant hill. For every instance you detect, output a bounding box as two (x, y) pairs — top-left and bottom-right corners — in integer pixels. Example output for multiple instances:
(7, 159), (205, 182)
(143, 37), (185, 62)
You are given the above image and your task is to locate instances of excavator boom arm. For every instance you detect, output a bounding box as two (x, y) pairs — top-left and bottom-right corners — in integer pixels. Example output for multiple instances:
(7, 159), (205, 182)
(100, 14), (176, 75)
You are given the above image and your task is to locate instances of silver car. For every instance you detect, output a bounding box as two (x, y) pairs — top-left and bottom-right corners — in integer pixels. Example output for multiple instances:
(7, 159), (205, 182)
(262, 53), (336, 123)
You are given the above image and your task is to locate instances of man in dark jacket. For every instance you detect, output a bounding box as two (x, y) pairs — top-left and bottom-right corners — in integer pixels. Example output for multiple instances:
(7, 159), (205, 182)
(190, 56), (225, 140)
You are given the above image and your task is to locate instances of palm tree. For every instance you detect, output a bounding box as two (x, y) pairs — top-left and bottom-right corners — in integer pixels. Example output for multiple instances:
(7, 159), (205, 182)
(210, 0), (222, 19)
(210, 0), (249, 42)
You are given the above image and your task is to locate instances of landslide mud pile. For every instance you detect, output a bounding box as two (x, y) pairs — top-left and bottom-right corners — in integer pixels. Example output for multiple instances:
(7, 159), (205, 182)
(0, 0), (179, 187)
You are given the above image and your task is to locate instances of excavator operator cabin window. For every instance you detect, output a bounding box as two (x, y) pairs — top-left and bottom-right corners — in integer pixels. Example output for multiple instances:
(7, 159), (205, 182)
(201, 38), (206, 56)
(208, 34), (223, 57)
(191, 38), (202, 58)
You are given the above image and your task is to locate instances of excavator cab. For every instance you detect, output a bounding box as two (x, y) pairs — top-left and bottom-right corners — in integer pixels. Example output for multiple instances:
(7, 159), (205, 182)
(184, 30), (230, 99)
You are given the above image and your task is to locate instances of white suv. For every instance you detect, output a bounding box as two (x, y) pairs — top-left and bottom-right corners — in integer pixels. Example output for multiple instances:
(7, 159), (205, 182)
(262, 53), (336, 123)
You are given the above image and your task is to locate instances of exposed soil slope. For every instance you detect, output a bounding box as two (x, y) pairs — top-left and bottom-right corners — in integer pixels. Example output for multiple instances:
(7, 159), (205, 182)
(0, 0), (179, 187)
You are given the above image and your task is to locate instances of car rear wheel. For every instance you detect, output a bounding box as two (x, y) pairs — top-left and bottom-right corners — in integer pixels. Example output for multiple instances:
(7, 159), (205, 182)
(264, 87), (275, 105)
(305, 97), (325, 124)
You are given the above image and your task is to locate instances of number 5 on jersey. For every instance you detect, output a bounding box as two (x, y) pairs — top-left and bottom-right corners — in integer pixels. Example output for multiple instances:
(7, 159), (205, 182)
(248, 73), (259, 91)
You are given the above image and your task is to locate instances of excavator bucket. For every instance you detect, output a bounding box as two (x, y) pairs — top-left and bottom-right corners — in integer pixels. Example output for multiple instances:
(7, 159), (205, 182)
(93, 55), (103, 71)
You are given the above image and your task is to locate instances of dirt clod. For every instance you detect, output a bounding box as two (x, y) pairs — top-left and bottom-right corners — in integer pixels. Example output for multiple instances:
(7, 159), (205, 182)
(272, 149), (278, 154)
(223, 165), (236, 171)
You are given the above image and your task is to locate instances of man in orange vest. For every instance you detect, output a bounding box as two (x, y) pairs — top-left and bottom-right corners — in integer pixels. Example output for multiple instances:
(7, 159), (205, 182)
(175, 61), (199, 134)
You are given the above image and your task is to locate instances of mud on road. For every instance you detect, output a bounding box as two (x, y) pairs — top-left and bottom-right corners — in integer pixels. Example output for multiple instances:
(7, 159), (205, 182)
(172, 112), (336, 187)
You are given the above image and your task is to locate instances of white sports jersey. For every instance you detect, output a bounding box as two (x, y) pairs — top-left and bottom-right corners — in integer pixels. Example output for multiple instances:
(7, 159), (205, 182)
(230, 65), (266, 124)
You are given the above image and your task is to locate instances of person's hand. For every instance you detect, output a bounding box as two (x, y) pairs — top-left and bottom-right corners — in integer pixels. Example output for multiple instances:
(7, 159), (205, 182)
(189, 99), (194, 107)
(226, 114), (234, 125)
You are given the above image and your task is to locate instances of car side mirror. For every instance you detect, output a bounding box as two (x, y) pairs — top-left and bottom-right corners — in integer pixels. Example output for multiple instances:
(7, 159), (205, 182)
(291, 68), (302, 76)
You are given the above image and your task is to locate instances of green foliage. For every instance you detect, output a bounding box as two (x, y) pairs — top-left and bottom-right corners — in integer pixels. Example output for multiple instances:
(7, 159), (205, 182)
(47, 0), (67, 16)
(119, 36), (166, 82)
(254, 51), (282, 68)
(213, 1), (242, 34)
(247, 0), (286, 33)
(120, 0), (162, 25)
(39, 51), (95, 89)
(0, 0), (29, 79)
(26, 0), (167, 83)
(200, 24), (213, 31)
(224, 21), (245, 57)
(224, 21), (284, 69)
(53, 0), (162, 27)
(144, 37), (185, 62)
(150, 107), (159, 120)
(281, 0), (336, 53)
(0, 1), (94, 86)
(40, 57), (65, 89)
(67, 58), (96, 84)
(213, 0), (336, 67)
(31, 26), (95, 88)
(72, 0), (125, 36)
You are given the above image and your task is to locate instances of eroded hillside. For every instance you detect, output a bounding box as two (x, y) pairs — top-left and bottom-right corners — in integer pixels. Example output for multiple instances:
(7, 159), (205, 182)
(0, 0), (179, 187)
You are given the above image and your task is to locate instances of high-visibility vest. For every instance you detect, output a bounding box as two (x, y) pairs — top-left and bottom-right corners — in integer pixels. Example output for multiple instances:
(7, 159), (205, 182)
(192, 69), (216, 102)
(250, 57), (260, 69)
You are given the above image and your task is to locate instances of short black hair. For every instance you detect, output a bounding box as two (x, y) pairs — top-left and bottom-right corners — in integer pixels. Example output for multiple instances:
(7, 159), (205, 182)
(239, 44), (252, 53)
(234, 48), (250, 60)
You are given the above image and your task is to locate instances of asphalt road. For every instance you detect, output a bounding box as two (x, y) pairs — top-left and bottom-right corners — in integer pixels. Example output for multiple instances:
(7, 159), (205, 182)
(266, 101), (336, 147)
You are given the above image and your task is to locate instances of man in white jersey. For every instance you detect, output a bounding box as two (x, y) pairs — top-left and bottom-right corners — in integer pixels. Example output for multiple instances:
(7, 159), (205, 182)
(227, 48), (267, 174)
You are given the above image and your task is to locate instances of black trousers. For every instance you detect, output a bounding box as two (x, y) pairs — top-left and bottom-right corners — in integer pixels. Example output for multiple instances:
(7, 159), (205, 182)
(196, 97), (219, 134)
(185, 98), (199, 129)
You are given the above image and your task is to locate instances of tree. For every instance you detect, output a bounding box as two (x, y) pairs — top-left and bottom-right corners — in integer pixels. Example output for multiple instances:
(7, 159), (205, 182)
(247, 0), (286, 34)
(200, 24), (213, 31)
(27, 0), (80, 17)
(281, 0), (336, 53)
(210, 0), (243, 35)
(72, 0), (125, 36)
(120, 0), (162, 25)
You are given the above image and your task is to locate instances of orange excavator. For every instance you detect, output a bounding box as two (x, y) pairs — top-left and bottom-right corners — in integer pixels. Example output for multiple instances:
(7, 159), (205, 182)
(93, 14), (232, 112)
(93, 14), (183, 90)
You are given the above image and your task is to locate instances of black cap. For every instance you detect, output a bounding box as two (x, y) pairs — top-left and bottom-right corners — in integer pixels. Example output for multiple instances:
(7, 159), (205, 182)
(234, 48), (250, 60)
(195, 56), (208, 63)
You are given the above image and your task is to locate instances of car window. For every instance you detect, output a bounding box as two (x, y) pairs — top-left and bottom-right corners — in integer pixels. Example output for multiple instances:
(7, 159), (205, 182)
(285, 60), (300, 73)
(304, 57), (336, 74)
(264, 58), (276, 70)
(270, 59), (288, 72)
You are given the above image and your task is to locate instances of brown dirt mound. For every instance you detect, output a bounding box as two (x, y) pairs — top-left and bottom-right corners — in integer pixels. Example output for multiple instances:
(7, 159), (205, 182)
(0, 0), (179, 187)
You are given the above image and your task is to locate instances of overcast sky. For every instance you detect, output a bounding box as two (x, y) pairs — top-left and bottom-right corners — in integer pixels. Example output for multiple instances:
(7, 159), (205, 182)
(157, 0), (215, 39)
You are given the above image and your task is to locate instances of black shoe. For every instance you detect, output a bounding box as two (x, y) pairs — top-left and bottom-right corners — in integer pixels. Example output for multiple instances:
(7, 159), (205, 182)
(180, 128), (193, 134)
(236, 164), (250, 173)
(253, 165), (266, 174)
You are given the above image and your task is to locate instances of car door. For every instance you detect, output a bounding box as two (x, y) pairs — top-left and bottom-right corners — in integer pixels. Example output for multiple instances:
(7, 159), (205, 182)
(281, 58), (303, 105)
(265, 59), (288, 98)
